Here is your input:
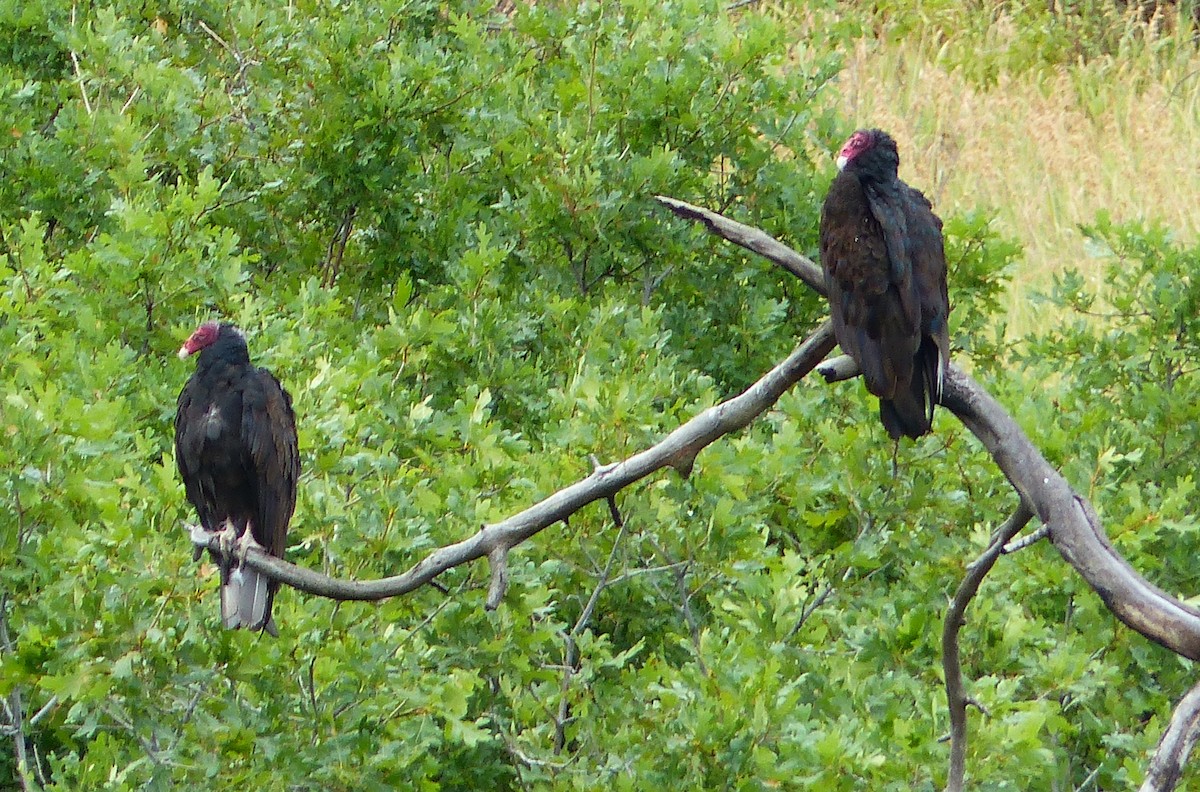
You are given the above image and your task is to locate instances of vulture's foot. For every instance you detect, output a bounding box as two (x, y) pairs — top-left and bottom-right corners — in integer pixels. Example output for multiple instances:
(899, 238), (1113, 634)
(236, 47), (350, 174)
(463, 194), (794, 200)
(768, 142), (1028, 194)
(187, 523), (209, 561)
(216, 520), (239, 578)
(229, 527), (262, 586)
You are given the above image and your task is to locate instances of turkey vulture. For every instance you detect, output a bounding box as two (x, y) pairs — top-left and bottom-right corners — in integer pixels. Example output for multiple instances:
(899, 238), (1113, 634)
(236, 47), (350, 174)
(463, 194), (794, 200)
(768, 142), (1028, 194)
(819, 129), (950, 439)
(175, 321), (299, 635)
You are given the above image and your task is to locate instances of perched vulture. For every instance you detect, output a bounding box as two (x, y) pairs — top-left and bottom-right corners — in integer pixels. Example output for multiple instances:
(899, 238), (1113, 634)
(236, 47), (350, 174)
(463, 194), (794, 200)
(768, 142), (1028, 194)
(175, 322), (299, 635)
(819, 129), (950, 439)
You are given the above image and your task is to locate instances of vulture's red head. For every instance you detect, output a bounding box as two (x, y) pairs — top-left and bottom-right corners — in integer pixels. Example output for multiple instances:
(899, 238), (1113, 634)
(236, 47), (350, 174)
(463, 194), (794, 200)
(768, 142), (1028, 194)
(835, 128), (899, 178)
(178, 321), (246, 361)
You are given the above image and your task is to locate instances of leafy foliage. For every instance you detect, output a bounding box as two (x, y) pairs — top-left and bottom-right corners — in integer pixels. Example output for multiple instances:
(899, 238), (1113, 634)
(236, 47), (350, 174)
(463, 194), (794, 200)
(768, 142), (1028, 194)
(0, 0), (1193, 789)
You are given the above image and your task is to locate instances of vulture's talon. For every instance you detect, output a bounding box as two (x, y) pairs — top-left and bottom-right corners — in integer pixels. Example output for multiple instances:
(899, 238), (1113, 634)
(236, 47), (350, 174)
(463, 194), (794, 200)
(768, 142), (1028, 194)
(187, 523), (209, 561)
(234, 527), (260, 571)
(217, 520), (239, 577)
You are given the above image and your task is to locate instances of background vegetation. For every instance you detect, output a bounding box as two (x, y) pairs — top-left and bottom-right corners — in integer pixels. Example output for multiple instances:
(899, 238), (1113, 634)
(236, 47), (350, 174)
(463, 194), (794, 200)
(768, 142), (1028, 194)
(0, 0), (1197, 788)
(823, 0), (1200, 331)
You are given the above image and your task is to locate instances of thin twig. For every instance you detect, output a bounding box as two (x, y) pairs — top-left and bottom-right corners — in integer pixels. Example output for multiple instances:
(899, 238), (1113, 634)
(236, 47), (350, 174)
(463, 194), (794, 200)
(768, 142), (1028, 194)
(322, 204), (357, 286)
(169, 687), (202, 748)
(1003, 525), (1049, 553)
(0, 594), (32, 791)
(643, 535), (709, 676)
(787, 515), (877, 640)
(943, 504), (1034, 792)
(27, 696), (58, 728)
(668, 559), (707, 676)
(554, 499), (630, 754)
(196, 19), (234, 54)
(69, 4), (93, 116)
(119, 86), (141, 115)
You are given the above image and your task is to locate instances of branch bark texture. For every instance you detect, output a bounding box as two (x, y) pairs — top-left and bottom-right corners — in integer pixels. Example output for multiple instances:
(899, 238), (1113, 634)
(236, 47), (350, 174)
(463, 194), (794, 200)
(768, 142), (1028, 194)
(941, 369), (1200, 659)
(654, 195), (826, 294)
(1141, 680), (1200, 792)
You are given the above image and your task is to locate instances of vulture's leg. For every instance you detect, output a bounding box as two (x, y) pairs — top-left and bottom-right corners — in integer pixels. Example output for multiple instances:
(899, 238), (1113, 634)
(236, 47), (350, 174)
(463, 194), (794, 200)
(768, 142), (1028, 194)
(230, 524), (262, 582)
(890, 439), (899, 479)
(229, 525), (265, 595)
(216, 519), (239, 579)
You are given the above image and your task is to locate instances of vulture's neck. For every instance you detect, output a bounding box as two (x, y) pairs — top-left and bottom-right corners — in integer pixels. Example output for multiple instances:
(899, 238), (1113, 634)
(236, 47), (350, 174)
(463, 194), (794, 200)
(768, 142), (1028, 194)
(197, 342), (251, 371)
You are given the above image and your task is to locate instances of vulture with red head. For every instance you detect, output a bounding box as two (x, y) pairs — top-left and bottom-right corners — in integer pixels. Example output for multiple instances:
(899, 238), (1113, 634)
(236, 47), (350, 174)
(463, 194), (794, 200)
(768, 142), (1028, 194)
(819, 129), (950, 439)
(175, 321), (299, 635)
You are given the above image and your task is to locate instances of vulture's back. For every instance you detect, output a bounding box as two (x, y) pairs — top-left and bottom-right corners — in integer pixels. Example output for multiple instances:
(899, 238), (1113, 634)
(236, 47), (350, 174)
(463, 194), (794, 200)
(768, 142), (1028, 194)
(174, 358), (298, 557)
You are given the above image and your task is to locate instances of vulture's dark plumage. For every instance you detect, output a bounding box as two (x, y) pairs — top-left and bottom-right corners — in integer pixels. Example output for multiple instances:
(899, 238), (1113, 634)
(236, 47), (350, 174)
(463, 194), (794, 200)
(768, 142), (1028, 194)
(175, 322), (299, 635)
(819, 129), (950, 439)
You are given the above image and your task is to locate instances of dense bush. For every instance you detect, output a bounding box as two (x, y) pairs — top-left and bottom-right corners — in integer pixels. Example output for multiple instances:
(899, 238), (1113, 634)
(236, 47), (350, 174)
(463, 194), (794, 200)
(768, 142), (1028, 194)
(0, 0), (1195, 789)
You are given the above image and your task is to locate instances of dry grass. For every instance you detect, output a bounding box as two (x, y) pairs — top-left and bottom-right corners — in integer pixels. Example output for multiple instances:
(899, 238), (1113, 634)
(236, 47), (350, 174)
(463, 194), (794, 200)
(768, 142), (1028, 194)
(811, 10), (1200, 333)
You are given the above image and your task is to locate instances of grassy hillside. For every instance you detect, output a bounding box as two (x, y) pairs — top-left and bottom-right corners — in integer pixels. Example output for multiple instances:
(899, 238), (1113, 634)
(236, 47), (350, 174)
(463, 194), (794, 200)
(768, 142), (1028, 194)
(804, 2), (1200, 332)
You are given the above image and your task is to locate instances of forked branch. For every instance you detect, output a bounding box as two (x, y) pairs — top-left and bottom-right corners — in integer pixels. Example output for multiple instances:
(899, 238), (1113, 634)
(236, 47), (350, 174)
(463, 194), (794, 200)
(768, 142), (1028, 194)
(655, 193), (1200, 661)
(186, 193), (1200, 792)
(654, 194), (1200, 792)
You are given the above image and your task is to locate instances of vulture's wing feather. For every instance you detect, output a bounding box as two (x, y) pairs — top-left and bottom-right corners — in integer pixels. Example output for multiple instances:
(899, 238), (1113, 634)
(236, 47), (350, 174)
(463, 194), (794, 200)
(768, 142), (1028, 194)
(241, 367), (299, 557)
(174, 386), (194, 501)
(865, 184), (911, 284)
(904, 185), (951, 404)
(821, 177), (919, 400)
(865, 183), (922, 336)
(175, 380), (218, 532)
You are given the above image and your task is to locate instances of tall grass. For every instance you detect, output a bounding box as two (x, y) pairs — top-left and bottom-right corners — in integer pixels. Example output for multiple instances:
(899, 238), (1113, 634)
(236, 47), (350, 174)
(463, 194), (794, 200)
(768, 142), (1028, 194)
(796, 2), (1200, 333)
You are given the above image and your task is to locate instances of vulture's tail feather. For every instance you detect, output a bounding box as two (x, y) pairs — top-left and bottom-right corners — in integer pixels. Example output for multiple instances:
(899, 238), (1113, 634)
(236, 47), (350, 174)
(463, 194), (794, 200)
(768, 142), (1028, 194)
(221, 566), (278, 636)
(879, 335), (943, 440)
(879, 395), (930, 440)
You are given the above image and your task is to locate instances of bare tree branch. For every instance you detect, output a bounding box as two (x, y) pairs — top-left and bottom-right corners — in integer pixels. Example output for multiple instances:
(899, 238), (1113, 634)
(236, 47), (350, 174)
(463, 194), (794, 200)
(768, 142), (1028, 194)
(817, 354), (859, 383)
(183, 194), (1200, 664)
(655, 194), (1200, 662)
(654, 195), (826, 294)
(1141, 679), (1200, 792)
(180, 193), (1200, 788)
(1, 595), (34, 791)
(486, 546), (509, 611)
(943, 503), (1034, 792)
(190, 321), (837, 602)
(940, 369), (1200, 659)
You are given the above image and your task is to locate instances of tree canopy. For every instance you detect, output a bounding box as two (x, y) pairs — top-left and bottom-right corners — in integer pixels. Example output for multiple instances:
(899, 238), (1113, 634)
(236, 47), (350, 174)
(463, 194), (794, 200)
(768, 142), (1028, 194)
(2, 1), (1199, 789)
